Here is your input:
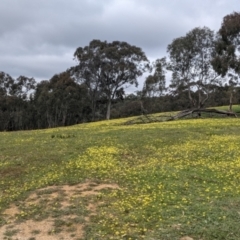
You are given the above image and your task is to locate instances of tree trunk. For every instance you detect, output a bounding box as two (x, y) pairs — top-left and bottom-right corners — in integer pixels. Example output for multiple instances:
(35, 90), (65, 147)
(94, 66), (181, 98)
(198, 89), (201, 109)
(229, 91), (233, 112)
(140, 100), (148, 115)
(188, 85), (195, 107)
(91, 98), (96, 121)
(106, 99), (111, 120)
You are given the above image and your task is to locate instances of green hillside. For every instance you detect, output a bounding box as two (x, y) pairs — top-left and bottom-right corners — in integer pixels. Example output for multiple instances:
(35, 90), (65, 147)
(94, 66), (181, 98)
(1, 113), (240, 239)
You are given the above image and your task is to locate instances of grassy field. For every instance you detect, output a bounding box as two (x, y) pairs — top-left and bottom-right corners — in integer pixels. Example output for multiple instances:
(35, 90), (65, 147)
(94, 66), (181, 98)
(1, 107), (240, 239)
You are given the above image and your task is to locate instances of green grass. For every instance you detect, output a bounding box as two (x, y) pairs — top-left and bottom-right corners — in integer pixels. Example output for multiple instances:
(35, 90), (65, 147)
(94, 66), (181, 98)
(1, 108), (240, 239)
(216, 105), (240, 112)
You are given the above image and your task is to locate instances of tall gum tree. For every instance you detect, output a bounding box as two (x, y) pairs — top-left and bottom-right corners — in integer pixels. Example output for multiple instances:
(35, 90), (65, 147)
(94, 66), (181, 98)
(212, 12), (240, 111)
(0, 71), (14, 96)
(142, 58), (167, 98)
(167, 27), (220, 109)
(72, 40), (149, 120)
(141, 58), (167, 113)
(0, 72), (36, 130)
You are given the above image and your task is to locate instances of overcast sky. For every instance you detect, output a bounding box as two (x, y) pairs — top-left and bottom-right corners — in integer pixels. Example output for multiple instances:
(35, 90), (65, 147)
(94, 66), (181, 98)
(0, 0), (239, 88)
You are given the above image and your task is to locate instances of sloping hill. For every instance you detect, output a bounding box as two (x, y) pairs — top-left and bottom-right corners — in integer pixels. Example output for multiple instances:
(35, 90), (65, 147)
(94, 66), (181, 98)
(1, 112), (240, 239)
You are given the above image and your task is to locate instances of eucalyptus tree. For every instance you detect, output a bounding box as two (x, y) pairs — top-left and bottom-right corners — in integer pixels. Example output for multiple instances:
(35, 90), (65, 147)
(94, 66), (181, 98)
(10, 76), (36, 130)
(0, 72), (36, 98)
(34, 72), (90, 128)
(72, 40), (150, 120)
(212, 12), (240, 110)
(168, 27), (220, 109)
(142, 58), (167, 97)
(48, 72), (90, 126)
(12, 76), (36, 100)
(0, 72), (36, 130)
(0, 71), (14, 96)
(0, 72), (14, 130)
(212, 12), (240, 76)
(141, 58), (167, 113)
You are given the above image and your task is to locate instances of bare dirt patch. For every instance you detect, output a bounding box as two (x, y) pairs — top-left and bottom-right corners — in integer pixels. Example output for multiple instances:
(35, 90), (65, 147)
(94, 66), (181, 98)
(0, 181), (120, 240)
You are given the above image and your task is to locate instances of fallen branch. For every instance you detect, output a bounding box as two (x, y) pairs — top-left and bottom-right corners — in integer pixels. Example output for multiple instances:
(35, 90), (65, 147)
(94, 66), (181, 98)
(167, 108), (237, 121)
(124, 108), (238, 125)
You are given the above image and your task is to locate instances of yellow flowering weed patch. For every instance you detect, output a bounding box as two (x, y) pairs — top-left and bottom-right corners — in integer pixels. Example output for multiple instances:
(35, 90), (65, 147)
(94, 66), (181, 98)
(0, 118), (240, 239)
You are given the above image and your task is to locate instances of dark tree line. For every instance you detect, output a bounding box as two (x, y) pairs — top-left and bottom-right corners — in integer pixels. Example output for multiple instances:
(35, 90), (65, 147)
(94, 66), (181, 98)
(1, 12), (240, 131)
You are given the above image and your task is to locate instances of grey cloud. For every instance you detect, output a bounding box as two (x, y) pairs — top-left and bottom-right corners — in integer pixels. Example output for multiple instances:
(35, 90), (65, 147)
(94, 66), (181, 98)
(0, 51), (75, 80)
(0, 0), (239, 81)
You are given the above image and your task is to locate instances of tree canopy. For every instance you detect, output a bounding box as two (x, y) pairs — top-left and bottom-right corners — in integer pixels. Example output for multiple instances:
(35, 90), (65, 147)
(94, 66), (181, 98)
(142, 58), (167, 98)
(167, 27), (219, 108)
(72, 40), (149, 120)
(212, 12), (240, 77)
